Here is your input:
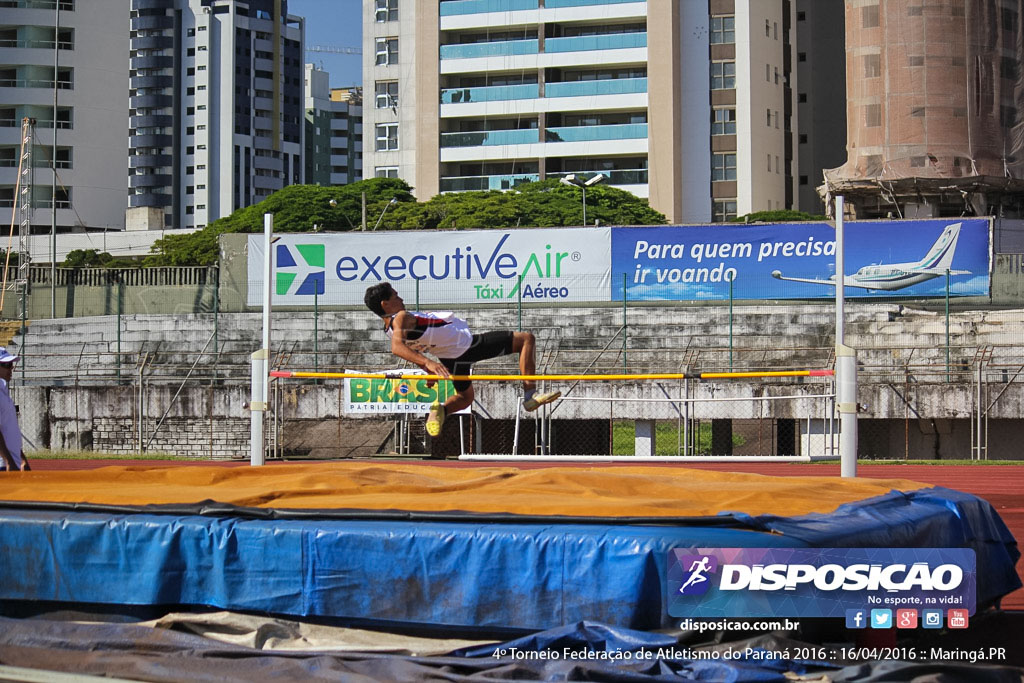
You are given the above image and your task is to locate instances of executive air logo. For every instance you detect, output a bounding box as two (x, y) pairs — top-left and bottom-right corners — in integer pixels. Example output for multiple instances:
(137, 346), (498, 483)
(667, 548), (976, 618)
(276, 243), (325, 296)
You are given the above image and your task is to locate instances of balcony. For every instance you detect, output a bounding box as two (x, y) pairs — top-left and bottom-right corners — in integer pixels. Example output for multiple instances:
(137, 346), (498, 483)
(130, 35), (174, 50)
(129, 153), (173, 168)
(133, 0), (175, 8)
(130, 94), (172, 109)
(440, 38), (538, 60)
(545, 0), (643, 6)
(441, 128), (539, 147)
(545, 77), (646, 98)
(128, 173), (172, 188)
(130, 74), (172, 89)
(129, 192), (171, 208)
(440, 0), (537, 15)
(0, 78), (71, 89)
(0, 39), (72, 50)
(131, 15), (174, 31)
(545, 122), (647, 142)
(441, 83), (538, 104)
(544, 32), (646, 53)
(554, 168), (648, 185)
(130, 114), (173, 128)
(131, 55), (173, 70)
(440, 173), (539, 192)
(129, 133), (172, 148)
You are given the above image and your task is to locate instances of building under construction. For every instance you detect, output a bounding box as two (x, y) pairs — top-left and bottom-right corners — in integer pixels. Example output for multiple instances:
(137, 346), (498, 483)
(823, 0), (1024, 219)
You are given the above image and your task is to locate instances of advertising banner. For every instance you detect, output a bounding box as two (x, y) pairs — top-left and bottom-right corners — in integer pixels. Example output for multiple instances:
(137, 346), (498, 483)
(248, 227), (611, 306)
(611, 219), (990, 301)
(343, 369), (465, 414)
(667, 547), (976, 619)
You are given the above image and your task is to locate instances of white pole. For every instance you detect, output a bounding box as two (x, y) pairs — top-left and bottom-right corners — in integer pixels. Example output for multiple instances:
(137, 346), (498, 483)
(262, 213), (273, 400)
(250, 213), (273, 466)
(249, 349), (266, 467)
(835, 196), (857, 477)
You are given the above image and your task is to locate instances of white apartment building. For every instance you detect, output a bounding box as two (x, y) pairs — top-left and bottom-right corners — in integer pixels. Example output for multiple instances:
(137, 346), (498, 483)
(363, 0), (842, 223)
(127, 0), (304, 229)
(304, 65), (362, 187)
(1, 0), (129, 232)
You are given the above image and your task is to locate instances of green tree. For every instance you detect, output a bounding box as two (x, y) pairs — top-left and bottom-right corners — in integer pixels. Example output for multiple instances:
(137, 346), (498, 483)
(145, 177), (668, 266)
(731, 209), (821, 223)
(61, 249), (137, 268)
(145, 178), (415, 266)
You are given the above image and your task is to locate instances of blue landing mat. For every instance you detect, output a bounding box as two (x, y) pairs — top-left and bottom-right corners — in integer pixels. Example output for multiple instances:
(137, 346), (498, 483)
(0, 487), (1018, 632)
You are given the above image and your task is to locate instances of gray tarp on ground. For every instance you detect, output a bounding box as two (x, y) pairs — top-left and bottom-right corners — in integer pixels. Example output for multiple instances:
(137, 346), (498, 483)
(2, 612), (1024, 683)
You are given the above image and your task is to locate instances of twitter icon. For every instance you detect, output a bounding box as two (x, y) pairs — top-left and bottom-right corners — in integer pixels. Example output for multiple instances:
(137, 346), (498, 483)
(870, 609), (893, 629)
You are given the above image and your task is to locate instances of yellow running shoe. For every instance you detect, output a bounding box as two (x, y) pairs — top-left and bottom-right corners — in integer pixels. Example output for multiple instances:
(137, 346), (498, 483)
(426, 402), (445, 437)
(523, 391), (561, 412)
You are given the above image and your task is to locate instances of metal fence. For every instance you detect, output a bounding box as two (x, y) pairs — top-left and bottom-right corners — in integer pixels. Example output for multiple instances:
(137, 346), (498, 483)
(4, 270), (1024, 460)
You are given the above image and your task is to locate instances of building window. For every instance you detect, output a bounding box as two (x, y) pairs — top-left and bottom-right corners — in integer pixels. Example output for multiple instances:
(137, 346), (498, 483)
(376, 166), (399, 178)
(375, 80), (399, 109)
(375, 123), (398, 151)
(711, 61), (735, 90)
(375, 37), (398, 65)
(711, 108), (735, 135)
(767, 108), (772, 126)
(864, 103), (881, 127)
(709, 15), (734, 44)
(712, 153), (736, 181)
(375, 0), (398, 22)
(799, 175), (809, 185)
(713, 200), (737, 222)
(767, 153), (772, 172)
(864, 54), (881, 78)
(862, 4), (880, 28)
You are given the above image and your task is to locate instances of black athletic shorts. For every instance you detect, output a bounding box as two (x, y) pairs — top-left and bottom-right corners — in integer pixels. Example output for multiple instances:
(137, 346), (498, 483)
(441, 330), (515, 391)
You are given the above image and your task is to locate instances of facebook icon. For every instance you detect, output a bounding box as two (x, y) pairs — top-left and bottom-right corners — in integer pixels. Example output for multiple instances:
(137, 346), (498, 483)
(845, 609), (867, 629)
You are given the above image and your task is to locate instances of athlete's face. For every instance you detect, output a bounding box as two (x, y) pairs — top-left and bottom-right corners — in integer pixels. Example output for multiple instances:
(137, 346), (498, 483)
(380, 288), (405, 314)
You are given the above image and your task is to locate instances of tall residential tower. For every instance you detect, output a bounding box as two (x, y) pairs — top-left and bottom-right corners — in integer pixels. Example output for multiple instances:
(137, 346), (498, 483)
(363, 0), (845, 222)
(1, 0), (129, 232)
(127, 0), (304, 229)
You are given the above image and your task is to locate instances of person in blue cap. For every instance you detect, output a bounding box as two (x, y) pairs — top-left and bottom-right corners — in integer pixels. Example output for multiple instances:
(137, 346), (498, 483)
(0, 346), (28, 472)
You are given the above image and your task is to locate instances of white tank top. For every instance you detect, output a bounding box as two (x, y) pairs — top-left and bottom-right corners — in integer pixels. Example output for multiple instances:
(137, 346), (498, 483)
(385, 311), (472, 359)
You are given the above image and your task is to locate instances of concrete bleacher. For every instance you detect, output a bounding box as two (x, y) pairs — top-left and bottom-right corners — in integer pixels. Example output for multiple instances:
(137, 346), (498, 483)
(8, 303), (1020, 386)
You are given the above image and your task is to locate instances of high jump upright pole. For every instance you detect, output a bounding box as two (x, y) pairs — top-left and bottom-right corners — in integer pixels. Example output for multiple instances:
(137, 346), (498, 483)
(250, 213), (273, 466)
(834, 195), (858, 477)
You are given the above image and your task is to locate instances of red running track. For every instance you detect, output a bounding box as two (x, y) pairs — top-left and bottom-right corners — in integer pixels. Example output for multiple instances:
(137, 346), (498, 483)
(24, 458), (1024, 610)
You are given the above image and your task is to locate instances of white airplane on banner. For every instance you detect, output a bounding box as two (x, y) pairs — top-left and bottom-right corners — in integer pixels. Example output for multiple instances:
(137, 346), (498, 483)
(770, 222), (970, 292)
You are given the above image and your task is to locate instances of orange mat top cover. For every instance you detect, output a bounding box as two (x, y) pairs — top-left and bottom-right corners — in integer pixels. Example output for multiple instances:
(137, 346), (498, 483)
(0, 462), (928, 519)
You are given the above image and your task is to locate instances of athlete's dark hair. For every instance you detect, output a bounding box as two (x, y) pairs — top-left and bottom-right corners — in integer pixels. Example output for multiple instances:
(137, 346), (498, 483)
(364, 282), (394, 316)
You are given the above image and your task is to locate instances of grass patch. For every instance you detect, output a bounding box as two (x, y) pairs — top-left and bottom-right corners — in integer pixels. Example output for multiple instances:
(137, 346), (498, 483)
(27, 450), (189, 461)
(612, 421), (746, 456)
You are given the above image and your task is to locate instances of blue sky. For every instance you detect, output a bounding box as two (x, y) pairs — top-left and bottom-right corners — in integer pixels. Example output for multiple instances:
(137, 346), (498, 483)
(289, 0), (363, 87)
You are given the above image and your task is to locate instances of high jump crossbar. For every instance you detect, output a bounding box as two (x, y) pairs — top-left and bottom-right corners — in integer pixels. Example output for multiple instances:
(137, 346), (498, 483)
(270, 369), (834, 381)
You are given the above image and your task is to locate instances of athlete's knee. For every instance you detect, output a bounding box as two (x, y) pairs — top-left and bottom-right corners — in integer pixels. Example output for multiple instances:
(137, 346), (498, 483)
(513, 331), (535, 350)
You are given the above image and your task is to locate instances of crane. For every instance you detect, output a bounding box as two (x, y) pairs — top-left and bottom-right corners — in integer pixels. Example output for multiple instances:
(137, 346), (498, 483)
(306, 45), (361, 55)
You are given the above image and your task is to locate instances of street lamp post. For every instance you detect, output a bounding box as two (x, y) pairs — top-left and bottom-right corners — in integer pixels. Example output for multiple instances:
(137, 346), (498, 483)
(373, 197), (398, 231)
(559, 173), (606, 226)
